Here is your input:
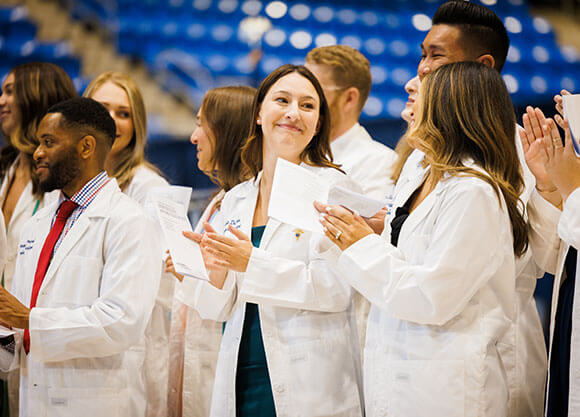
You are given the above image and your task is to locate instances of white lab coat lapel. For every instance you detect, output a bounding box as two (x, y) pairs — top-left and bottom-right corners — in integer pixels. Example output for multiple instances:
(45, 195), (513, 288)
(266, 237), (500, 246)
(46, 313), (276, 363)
(39, 182), (113, 294)
(384, 167), (427, 237)
(0, 162), (37, 228)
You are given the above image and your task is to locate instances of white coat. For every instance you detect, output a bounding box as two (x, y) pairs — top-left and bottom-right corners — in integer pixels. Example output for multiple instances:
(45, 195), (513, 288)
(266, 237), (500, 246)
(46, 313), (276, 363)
(318, 166), (517, 417)
(168, 190), (224, 417)
(193, 166), (364, 417)
(399, 140), (560, 417)
(0, 179), (161, 417)
(124, 165), (173, 417)
(545, 187), (580, 417)
(331, 123), (397, 358)
(331, 123), (397, 201)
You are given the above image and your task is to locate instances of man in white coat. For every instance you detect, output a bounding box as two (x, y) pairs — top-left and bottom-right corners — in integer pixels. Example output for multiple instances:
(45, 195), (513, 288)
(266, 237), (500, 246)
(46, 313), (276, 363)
(305, 45), (397, 201)
(0, 97), (161, 417)
(305, 45), (397, 354)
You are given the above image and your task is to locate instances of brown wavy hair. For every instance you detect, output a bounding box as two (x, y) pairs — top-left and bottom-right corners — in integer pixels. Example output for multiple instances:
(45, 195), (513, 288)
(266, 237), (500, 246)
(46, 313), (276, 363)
(83, 71), (162, 190)
(0, 62), (78, 196)
(405, 61), (528, 256)
(201, 86), (255, 191)
(241, 64), (341, 178)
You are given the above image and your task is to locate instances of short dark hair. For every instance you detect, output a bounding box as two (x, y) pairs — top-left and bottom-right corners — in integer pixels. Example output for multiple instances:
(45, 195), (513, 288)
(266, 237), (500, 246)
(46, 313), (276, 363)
(433, 0), (510, 72)
(46, 97), (116, 146)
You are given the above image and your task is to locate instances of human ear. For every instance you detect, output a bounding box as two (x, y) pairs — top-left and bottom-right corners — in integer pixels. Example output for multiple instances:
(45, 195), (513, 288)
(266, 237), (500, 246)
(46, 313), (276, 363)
(78, 135), (97, 160)
(476, 54), (496, 69)
(343, 87), (360, 114)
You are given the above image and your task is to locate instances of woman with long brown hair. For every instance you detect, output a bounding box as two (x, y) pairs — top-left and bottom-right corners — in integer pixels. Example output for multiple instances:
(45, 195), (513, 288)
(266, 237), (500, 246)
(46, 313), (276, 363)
(317, 61), (527, 416)
(166, 85), (256, 417)
(185, 64), (363, 416)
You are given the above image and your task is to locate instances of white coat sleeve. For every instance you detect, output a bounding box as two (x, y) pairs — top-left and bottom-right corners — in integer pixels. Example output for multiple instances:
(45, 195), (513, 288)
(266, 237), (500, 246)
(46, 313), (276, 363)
(238, 235), (352, 313)
(186, 209), (239, 322)
(527, 188), (563, 274)
(558, 187), (580, 248)
(28, 213), (162, 362)
(333, 182), (511, 326)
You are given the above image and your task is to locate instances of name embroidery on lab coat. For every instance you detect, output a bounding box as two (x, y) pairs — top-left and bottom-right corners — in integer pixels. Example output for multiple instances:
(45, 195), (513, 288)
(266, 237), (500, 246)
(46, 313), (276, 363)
(18, 239), (35, 255)
(293, 228), (304, 241)
(224, 219), (241, 234)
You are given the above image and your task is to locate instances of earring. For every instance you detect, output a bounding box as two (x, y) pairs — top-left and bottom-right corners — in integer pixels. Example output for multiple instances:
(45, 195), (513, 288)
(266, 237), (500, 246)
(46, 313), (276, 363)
(257, 118), (261, 125)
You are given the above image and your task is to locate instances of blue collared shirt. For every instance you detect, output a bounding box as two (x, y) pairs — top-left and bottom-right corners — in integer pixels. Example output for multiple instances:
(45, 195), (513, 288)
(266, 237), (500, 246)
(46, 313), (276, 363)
(52, 171), (111, 253)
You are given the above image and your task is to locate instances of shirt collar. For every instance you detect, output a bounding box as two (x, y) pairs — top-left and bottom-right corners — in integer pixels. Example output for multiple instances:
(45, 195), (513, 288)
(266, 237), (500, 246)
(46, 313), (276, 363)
(58, 171), (111, 209)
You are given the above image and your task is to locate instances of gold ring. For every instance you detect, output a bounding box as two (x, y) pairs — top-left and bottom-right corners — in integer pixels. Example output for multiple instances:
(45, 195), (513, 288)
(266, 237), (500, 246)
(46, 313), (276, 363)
(335, 230), (342, 240)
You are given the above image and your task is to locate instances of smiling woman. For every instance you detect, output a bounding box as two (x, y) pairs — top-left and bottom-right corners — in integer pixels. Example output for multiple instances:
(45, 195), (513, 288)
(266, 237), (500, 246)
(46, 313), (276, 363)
(187, 64), (363, 417)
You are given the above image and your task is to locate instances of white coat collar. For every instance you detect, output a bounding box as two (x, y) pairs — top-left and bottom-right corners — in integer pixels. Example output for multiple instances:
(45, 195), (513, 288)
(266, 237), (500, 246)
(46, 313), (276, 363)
(330, 123), (370, 156)
(34, 179), (121, 292)
(0, 158), (38, 229)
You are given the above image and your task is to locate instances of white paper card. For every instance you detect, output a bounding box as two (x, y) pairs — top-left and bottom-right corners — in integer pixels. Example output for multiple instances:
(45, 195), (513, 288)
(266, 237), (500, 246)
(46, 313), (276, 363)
(268, 158), (386, 232)
(269, 159), (329, 232)
(327, 186), (386, 218)
(155, 197), (209, 281)
(562, 94), (580, 156)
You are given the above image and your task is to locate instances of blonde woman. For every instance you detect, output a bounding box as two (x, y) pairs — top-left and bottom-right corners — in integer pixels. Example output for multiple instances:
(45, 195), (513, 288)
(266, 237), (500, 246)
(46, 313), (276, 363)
(84, 72), (170, 417)
(317, 62), (528, 416)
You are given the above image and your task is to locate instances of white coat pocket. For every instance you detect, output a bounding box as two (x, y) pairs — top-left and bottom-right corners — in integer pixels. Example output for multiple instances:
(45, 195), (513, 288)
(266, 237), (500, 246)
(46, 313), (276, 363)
(47, 256), (102, 307)
(287, 336), (362, 416)
(374, 359), (465, 417)
(46, 387), (126, 417)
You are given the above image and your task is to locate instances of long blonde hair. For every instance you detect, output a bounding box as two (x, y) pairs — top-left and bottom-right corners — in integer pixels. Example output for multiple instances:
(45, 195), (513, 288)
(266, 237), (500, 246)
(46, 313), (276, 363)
(406, 62), (528, 256)
(83, 71), (161, 190)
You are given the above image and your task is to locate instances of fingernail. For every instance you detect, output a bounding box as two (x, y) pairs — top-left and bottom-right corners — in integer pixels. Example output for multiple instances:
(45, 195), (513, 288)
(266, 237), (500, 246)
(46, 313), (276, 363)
(325, 206), (331, 213)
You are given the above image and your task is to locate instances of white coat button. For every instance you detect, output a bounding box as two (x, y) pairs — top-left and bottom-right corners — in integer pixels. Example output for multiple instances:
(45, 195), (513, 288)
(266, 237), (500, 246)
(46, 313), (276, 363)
(274, 384), (285, 393)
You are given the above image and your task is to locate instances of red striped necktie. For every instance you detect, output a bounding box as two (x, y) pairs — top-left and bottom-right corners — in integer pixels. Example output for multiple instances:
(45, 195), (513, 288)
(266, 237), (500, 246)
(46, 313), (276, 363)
(23, 200), (78, 354)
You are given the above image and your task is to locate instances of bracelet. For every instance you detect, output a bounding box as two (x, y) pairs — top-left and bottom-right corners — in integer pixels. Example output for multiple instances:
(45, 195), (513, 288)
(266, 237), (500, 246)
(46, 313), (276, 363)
(535, 185), (558, 193)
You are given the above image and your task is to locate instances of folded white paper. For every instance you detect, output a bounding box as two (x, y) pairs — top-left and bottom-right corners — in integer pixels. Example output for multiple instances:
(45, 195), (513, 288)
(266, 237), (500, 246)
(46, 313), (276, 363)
(155, 197), (209, 281)
(562, 94), (580, 156)
(268, 158), (386, 233)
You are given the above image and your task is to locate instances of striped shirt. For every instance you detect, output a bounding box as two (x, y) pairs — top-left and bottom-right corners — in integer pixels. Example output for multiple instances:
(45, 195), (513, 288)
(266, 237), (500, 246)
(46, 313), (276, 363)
(52, 171), (111, 253)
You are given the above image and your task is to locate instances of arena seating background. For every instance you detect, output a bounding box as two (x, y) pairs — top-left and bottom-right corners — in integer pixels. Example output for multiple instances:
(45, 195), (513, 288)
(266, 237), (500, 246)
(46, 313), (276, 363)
(0, 0), (577, 346)
(1, 0), (579, 188)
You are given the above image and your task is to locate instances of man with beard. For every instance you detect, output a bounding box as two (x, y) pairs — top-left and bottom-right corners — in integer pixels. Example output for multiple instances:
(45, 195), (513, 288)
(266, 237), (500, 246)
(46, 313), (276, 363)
(305, 45), (397, 200)
(0, 97), (161, 417)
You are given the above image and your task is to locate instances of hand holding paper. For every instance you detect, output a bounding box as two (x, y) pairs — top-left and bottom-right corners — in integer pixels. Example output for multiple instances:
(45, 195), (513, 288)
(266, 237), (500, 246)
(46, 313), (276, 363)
(268, 158), (386, 232)
(155, 198), (209, 281)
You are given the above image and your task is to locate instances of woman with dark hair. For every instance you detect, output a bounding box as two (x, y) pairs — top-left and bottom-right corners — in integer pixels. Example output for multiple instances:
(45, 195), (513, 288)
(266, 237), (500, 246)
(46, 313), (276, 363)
(0, 61), (77, 417)
(185, 65), (363, 416)
(316, 62), (527, 416)
(0, 62), (77, 290)
(166, 85), (256, 417)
